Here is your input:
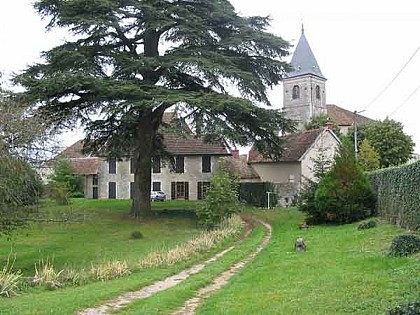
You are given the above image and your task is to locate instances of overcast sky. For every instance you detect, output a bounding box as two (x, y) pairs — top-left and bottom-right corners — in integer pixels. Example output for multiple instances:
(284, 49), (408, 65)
(1, 0), (420, 152)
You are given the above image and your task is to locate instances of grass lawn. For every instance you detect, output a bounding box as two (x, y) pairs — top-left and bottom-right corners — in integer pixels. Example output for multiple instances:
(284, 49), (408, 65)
(196, 209), (420, 315)
(0, 202), (418, 315)
(0, 198), (199, 275)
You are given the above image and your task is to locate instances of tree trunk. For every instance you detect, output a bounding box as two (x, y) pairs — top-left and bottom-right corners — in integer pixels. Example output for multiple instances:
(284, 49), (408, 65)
(130, 123), (154, 218)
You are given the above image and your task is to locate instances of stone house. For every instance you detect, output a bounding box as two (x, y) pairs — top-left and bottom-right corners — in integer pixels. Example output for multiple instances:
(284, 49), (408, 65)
(56, 137), (229, 200)
(248, 126), (340, 206)
(52, 113), (230, 200)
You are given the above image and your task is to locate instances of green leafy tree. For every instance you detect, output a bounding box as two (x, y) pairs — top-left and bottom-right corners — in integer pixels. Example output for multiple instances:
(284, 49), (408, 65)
(14, 0), (294, 218)
(196, 163), (240, 230)
(0, 148), (42, 236)
(49, 158), (84, 202)
(313, 140), (376, 224)
(358, 139), (380, 171)
(349, 119), (414, 168)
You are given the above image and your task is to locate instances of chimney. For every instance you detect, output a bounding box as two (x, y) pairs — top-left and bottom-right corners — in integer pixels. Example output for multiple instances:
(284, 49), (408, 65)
(326, 122), (334, 130)
(231, 149), (239, 159)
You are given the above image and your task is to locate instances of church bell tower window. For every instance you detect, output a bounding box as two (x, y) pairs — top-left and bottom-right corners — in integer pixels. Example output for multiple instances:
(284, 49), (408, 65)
(316, 85), (321, 99)
(292, 85), (300, 99)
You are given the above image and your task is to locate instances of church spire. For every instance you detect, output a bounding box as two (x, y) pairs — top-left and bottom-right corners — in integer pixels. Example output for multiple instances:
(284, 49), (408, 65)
(287, 27), (325, 80)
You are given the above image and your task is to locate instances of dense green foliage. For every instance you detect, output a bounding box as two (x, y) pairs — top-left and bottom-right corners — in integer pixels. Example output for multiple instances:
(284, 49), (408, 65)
(388, 301), (420, 315)
(239, 182), (278, 208)
(349, 119), (414, 168)
(358, 139), (380, 171)
(48, 158), (83, 203)
(0, 151), (42, 236)
(368, 161), (420, 230)
(313, 141), (376, 224)
(15, 0), (294, 217)
(196, 165), (241, 229)
(389, 234), (420, 256)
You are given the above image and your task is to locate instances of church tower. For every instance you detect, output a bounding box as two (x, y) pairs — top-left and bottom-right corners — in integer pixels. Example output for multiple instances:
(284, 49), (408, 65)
(283, 26), (327, 130)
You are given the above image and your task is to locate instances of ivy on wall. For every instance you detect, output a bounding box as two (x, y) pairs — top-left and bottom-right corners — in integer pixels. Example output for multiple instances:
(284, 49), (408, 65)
(368, 161), (420, 230)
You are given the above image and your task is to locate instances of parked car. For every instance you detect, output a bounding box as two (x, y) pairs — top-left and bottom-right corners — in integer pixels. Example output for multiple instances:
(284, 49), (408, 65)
(151, 191), (166, 201)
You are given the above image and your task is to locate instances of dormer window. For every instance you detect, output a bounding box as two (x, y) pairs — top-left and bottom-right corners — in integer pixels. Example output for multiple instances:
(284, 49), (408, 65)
(316, 85), (321, 99)
(292, 85), (300, 99)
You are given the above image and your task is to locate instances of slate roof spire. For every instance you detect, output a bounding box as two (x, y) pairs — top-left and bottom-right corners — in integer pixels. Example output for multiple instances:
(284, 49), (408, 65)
(287, 26), (326, 80)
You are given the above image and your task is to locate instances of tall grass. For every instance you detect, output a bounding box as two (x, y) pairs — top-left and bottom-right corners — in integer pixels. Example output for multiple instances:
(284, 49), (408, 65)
(139, 215), (243, 268)
(0, 255), (22, 297)
(32, 258), (64, 289)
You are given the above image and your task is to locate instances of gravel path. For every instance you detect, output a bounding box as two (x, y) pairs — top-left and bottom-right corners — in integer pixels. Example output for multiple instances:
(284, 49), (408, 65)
(77, 219), (254, 315)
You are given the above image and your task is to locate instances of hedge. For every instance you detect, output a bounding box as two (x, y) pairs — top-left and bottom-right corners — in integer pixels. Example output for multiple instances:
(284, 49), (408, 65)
(368, 160), (420, 230)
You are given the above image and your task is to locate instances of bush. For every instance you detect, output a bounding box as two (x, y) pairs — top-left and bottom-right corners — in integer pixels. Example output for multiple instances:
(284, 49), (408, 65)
(48, 158), (84, 199)
(0, 152), (42, 236)
(313, 141), (376, 224)
(389, 234), (420, 256)
(357, 220), (377, 230)
(130, 230), (143, 239)
(387, 301), (420, 315)
(196, 163), (241, 230)
(50, 182), (71, 205)
(239, 182), (278, 207)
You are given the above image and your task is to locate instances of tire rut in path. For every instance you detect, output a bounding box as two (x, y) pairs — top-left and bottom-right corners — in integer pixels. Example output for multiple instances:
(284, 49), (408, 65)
(77, 220), (253, 315)
(171, 218), (272, 315)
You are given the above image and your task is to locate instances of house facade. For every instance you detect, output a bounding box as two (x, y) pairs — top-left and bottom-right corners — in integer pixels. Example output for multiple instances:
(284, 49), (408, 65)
(248, 127), (340, 206)
(52, 112), (230, 201)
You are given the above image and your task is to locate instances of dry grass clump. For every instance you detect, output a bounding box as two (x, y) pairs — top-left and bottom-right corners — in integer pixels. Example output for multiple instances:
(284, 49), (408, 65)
(32, 259), (64, 289)
(139, 214), (243, 268)
(0, 255), (22, 297)
(90, 260), (131, 281)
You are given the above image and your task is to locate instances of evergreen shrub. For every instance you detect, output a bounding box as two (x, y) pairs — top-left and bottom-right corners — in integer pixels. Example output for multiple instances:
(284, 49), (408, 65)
(130, 230), (143, 239)
(387, 301), (420, 315)
(196, 163), (241, 230)
(389, 234), (420, 256)
(313, 141), (376, 224)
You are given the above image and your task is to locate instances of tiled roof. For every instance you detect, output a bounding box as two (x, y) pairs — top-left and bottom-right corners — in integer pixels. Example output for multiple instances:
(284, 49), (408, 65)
(163, 133), (228, 155)
(248, 128), (324, 163)
(57, 140), (86, 158)
(69, 157), (99, 175)
(58, 112), (229, 158)
(327, 104), (374, 126)
(223, 155), (260, 180)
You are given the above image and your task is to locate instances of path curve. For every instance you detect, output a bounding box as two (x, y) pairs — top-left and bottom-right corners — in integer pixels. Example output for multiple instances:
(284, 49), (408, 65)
(78, 219), (253, 315)
(171, 217), (272, 315)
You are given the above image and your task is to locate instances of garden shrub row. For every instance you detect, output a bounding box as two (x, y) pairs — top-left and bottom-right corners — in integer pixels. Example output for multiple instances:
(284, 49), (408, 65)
(368, 160), (420, 230)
